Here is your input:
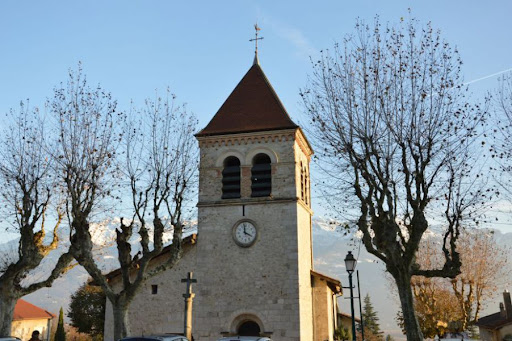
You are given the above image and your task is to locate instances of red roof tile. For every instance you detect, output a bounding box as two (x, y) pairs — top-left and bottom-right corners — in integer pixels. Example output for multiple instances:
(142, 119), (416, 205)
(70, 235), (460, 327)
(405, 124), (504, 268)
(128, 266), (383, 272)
(196, 63), (298, 137)
(13, 299), (55, 321)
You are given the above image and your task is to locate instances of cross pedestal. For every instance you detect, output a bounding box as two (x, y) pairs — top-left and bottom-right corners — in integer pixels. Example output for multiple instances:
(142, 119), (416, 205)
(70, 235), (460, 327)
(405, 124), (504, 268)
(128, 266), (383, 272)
(182, 272), (197, 340)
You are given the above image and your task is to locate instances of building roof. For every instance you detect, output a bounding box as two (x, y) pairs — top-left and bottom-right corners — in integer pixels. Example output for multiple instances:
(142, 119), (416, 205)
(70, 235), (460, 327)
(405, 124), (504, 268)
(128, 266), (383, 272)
(311, 270), (342, 294)
(475, 312), (512, 330)
(196, 63), (298, 137)
(13, 299), (55, 321)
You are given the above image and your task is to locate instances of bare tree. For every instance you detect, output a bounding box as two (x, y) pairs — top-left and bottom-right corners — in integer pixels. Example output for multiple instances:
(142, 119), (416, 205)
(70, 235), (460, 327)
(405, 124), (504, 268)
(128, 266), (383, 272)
(496, 73), (512, 129)
(407, 231), (509, 337)
(494, 72), (512, 193)
(107, 93), (197, 339)
(51, 66), (197, 340)
(301, 17), (491, 340)
(450, 231), (510, 330)
(0, 102), (73, 336)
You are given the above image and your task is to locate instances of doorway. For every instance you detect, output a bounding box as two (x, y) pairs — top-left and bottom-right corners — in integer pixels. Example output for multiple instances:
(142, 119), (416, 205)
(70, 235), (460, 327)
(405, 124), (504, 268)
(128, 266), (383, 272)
(237, 320), (261, 336)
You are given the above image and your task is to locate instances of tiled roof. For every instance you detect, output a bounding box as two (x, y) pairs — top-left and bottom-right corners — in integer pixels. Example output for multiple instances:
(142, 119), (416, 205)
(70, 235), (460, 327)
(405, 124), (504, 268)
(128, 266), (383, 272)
(13, 299), (55, 321)
(196, 63), (298, 137)
(475, 312), (512, 330)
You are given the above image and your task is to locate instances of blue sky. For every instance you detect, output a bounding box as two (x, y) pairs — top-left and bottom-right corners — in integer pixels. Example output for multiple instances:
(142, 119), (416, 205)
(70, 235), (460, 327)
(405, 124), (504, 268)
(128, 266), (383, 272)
(1, 0), (512, 232)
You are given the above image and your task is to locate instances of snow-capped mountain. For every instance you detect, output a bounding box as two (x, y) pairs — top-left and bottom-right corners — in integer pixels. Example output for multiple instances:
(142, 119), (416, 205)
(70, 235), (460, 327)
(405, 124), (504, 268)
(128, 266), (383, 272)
(2, 217), (511, 339)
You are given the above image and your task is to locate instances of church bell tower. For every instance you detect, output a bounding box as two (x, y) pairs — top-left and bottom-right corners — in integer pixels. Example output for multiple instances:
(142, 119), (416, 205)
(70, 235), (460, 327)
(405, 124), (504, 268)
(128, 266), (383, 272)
(194, 56), (315, 340)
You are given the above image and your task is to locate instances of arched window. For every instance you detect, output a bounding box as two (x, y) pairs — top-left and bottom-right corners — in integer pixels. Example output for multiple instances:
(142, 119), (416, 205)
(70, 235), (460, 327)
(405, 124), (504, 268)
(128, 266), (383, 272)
(222, 156), (241, 199)
(251, 153), (271, 197)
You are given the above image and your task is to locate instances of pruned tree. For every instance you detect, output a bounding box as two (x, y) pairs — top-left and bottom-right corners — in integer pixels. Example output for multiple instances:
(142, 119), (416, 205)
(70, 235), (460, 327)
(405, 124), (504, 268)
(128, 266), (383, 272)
(106, 92), (197, 339)
(0, 102), (73, 336)
(68, 284), (105, 340)
(51, 65), (197, 340)
(406, 278), (460, 338)
(411, 230), (510, 336)
(301, 16), (491, 340)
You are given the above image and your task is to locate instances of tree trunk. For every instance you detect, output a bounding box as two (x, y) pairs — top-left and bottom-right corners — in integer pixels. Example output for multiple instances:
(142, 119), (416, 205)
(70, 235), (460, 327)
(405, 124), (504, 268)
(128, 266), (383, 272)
(0, 292), (17, 337)
(112, 299), (130, 341)
(394, 271), (424, 341)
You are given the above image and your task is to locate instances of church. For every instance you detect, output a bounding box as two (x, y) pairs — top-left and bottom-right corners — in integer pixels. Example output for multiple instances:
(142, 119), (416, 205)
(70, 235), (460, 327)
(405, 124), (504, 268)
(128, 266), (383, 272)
(103, 54), (343, 341)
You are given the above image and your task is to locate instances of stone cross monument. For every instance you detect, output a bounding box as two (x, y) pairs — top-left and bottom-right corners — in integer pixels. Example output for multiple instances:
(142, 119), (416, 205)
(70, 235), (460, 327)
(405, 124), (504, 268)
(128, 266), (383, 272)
(182, 272), (197, 340)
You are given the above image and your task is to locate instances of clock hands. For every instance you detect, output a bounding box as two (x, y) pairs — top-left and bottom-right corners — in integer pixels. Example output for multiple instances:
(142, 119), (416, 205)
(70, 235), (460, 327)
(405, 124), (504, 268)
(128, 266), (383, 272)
(234, 222), (256, 246)
(244, 226), (252, 237)
(242, 225), (253, 237)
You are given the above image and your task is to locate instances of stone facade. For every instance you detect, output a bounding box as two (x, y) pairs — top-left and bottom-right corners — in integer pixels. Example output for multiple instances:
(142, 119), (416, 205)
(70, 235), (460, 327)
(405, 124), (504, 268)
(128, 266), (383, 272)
(194, 129), (314, 340)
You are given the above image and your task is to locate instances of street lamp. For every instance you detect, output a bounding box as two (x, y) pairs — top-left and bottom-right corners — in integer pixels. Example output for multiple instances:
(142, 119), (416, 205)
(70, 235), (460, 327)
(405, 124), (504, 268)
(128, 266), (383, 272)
(345, 251), (357, 341)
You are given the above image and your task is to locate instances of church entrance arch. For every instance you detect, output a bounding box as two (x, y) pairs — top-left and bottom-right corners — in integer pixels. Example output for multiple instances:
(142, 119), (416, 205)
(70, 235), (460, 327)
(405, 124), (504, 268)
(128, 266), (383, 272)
(238, 320), (260, 336)
(230, 313), (264, 337)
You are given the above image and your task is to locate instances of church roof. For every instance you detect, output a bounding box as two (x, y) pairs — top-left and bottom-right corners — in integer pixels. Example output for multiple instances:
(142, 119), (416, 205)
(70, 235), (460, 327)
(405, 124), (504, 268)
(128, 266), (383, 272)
(196, 63), (298, 137)
(13, 299), (55, 321)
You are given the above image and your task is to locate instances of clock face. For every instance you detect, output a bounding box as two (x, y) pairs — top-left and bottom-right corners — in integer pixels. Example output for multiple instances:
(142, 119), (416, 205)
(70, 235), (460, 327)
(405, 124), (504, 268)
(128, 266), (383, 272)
(233, 221), (258, 247)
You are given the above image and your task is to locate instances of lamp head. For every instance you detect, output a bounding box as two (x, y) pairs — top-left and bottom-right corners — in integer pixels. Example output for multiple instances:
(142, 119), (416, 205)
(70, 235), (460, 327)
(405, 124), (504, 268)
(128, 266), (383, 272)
(344, 251), (357, 274)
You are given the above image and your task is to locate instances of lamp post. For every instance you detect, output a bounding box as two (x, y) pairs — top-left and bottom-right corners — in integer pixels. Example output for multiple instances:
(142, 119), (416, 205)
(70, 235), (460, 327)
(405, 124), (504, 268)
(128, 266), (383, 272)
(345, 251), (357, 341)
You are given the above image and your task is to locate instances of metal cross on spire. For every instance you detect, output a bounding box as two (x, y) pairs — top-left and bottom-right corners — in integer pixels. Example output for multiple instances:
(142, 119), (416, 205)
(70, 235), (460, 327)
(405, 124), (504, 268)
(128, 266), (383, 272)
(249, 23), (264, 65)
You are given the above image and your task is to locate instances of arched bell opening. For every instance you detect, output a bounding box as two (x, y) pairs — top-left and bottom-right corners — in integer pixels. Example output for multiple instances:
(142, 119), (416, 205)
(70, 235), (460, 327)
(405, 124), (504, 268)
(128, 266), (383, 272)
(222, 156), (241, 199)
(251, 153), (271, 197)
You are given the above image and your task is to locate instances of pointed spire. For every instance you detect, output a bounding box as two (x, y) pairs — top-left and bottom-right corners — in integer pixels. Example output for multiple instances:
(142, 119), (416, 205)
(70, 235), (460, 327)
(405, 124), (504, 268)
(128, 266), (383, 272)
(196, 63), (298, 137)
(249, 23), (263, 65)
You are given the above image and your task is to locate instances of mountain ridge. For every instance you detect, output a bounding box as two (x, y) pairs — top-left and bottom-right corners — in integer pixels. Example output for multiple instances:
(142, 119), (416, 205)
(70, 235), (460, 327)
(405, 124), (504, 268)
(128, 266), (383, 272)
(1, 217), (510, 339)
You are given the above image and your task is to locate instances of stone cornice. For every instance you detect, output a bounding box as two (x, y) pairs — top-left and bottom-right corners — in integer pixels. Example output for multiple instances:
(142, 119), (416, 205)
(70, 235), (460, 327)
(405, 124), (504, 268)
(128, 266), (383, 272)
(196, 129), (297, 148)
(295, 128), (314, 158)
(298, 199), (314, 215)
(197, 197), (298, 208)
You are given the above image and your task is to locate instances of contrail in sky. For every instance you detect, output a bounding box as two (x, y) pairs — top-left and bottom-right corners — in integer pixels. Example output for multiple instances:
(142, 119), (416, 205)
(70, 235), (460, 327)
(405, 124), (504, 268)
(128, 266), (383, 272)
(463, 67), (512, 86)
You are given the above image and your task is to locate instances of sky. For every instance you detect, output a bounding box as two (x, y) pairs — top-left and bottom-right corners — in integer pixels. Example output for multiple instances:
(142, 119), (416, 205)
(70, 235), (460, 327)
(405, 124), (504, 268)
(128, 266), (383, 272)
(1, 0), (512, 233)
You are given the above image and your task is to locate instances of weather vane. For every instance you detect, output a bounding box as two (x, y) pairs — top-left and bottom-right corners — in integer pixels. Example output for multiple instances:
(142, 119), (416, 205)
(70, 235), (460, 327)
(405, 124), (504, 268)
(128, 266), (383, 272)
(249, 23), (263, 65)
